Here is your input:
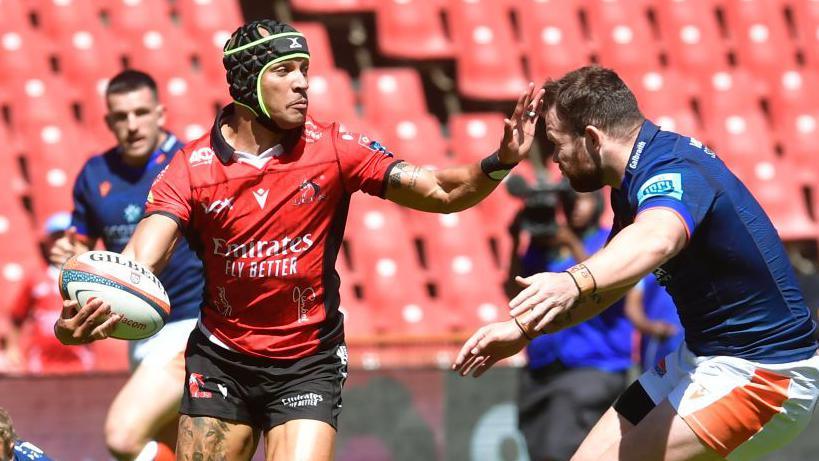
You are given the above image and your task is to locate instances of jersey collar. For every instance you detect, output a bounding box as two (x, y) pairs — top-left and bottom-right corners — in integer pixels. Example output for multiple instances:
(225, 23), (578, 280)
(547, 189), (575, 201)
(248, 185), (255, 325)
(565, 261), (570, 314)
(625, 120), (660, 173)
(210, 103), (303, 165)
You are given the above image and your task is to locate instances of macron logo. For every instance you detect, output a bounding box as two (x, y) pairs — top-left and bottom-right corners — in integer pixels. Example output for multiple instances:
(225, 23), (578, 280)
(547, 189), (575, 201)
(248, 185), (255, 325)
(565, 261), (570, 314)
(253, 188), (269, 209)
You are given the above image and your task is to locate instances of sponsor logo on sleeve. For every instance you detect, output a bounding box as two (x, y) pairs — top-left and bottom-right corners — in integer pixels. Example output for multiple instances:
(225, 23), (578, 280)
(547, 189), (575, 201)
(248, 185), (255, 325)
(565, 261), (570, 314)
(637, 172), (683, 205)
(358, 135), (394, 157)
(189, 147), (215, 167)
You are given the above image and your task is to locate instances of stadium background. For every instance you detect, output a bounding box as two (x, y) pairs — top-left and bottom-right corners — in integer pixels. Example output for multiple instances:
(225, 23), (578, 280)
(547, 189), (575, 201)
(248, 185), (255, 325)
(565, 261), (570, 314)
(0, 0), (818, 459)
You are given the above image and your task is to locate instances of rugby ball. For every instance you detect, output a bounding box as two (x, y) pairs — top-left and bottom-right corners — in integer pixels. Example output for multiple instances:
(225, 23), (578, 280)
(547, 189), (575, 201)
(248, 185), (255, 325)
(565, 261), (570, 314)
(59, 251), (170, 340)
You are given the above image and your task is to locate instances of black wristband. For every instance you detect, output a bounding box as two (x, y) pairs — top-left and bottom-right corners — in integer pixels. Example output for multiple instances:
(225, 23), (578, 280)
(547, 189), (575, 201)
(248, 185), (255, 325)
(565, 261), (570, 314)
(480, 151), (517, 181)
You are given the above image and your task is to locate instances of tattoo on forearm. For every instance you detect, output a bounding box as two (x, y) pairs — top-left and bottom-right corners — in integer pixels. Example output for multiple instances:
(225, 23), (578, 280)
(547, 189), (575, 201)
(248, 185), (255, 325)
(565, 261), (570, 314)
(388, 162), (422, 189)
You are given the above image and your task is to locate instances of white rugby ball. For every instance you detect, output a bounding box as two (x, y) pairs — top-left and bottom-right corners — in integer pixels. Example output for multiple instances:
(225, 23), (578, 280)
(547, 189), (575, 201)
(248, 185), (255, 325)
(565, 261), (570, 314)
(59, 251), (170, 340)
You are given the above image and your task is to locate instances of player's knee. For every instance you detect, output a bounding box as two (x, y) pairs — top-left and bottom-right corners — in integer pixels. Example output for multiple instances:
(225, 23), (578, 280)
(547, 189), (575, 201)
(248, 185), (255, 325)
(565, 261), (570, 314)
(105, 422), (146, 459)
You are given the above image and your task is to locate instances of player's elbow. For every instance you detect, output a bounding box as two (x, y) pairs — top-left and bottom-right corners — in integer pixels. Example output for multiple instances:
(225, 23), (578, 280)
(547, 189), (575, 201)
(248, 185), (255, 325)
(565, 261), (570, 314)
(645, 232), (683, 264)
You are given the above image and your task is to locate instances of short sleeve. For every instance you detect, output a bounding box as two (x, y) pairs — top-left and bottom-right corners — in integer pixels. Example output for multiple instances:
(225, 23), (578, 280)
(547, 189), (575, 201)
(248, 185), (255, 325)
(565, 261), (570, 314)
(333, 127), (401, 197)
(144, 150), (193, 227)
(70, 164), (99, 240)
(632, 166), (715, 236)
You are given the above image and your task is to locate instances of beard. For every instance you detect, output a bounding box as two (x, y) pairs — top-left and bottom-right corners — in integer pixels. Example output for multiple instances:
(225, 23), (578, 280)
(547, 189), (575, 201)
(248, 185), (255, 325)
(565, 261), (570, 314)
(565, 138), (604, 192)
(567, 170), (604, 192)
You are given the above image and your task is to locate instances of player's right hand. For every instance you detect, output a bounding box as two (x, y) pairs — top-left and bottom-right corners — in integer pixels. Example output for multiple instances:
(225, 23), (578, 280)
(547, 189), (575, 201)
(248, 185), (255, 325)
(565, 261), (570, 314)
(452, 320), (529, 378)
(54, 298), (122, 345)
(48, 227), (82, 266)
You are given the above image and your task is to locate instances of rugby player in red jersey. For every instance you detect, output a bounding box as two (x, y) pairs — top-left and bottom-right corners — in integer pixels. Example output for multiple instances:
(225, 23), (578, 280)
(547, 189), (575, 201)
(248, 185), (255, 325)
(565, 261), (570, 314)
(54, 19), (542, 460)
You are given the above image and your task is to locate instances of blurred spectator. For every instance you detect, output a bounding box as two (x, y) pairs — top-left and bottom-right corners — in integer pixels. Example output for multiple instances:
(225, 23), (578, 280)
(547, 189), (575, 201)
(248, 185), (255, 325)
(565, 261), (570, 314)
(508, 190), (632, 461)
(624, 272), (684, 372)
(0, 407), (54, 460)
(4, 212), (93, 374)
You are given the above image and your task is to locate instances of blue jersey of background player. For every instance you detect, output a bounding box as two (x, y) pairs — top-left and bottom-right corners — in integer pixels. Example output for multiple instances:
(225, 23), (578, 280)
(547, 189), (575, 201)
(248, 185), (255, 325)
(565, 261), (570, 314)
(70, 129), (202, 323)
(609, 121), (816, 363)
(1, 408), (53, 461)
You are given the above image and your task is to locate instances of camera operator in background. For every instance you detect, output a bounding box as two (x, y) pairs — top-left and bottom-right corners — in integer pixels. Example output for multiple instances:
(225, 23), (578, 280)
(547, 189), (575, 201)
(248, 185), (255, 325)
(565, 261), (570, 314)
(506, 174), (632, 461)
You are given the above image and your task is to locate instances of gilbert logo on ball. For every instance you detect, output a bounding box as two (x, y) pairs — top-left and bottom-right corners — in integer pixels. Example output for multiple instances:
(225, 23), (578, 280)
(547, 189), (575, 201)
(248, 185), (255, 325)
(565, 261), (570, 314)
(59, 251), (170, 340)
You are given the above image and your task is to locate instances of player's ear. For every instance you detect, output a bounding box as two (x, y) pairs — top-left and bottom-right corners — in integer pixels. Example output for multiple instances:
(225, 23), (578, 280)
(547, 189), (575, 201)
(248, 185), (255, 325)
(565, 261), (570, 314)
(584, 125), (604, 151)
(156, 103), (167, 127)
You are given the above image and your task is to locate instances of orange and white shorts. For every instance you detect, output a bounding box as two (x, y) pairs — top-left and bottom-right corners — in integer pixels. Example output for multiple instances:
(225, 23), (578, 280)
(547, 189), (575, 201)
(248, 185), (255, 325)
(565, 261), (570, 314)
(638, 343), (819, 460)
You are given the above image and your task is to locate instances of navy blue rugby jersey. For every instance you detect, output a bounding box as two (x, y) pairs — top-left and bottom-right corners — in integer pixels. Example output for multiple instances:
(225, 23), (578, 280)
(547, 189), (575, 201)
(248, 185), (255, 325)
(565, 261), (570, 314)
(609, 120), (817, 363)
(71, 133), (204, 322)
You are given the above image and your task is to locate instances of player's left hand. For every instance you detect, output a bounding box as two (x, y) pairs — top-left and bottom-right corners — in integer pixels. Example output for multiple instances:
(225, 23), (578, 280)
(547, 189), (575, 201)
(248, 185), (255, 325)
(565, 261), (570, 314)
(498, 82), (545, 164)
(452, 320), (529, 377)
(509, 272), (580, 332)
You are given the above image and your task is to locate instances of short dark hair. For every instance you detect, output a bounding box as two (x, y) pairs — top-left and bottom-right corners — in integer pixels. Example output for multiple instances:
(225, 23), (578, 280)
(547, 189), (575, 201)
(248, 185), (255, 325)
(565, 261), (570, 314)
(105, 69), (159, 100)
(0, 407), (16, 446)
(542, 66), (644, 139)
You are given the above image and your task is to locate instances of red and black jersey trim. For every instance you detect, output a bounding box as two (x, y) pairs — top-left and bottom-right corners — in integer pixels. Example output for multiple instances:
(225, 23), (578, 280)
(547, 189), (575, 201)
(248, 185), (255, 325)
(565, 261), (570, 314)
(210, 104), (305, 165)
(143, 210), (185, 229)
(379, 159), (404, 199)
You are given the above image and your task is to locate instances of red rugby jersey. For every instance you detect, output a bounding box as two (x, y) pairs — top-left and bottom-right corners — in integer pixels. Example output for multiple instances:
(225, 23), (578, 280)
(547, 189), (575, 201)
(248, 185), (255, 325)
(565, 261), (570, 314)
(145, 105), (400, 359)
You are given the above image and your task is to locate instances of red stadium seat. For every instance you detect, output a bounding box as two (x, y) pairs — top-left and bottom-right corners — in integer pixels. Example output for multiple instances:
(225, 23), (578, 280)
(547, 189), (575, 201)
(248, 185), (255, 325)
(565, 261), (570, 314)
(125, 28), (196, 83)
(619, 70), (702, 138)
(697, 70), (762, 127)
(766, 70), (819, 173)
(448, 113), (505, 163)
(733, 161), (818, 241)
(704, 110), (776, 171)
(515, 0), (590, 81)
(160, 74), (219, 142)
(4, 76), (77, 136)
(380, 115), (449, 167)
(33, 0), (103, 37)
(104, 0), (173, 36)
(654, 0), (728, 81)
(306, 69), (360, 126)
(791, 0), (819, 70)
(766, 69), (819, 123)
(90, 339), (129, 372)
(375, 0), (453, 60)
(290, 0), (374, 13)
(721, 0), (796, 87)
(584, 0), (661, 73)
(291, 22), (336, 75)
(53, 28), (123, 88)
(448, 0), (528, 101)
(174, 0), (243, 37)
(0, 0), (29, 31)
(0, 26), (52, 85)
(360, 68), (428, 124)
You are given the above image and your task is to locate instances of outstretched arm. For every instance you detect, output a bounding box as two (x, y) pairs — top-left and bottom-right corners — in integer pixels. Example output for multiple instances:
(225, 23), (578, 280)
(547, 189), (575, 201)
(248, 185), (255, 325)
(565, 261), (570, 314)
(385, 83), (544, 213)
(55, 214), (180, 345)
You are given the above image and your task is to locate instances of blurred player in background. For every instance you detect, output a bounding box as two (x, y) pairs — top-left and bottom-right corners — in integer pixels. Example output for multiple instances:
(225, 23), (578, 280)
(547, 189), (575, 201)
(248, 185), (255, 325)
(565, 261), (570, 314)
(5, 212), (93, 374)
(51, 70), (205, 461)
(50, 19), (542, 460)
(455, 65), (819, 461)
(509, 191), (632, 461)
(624, 272), (683, 372)
(0, 407), (53, 461)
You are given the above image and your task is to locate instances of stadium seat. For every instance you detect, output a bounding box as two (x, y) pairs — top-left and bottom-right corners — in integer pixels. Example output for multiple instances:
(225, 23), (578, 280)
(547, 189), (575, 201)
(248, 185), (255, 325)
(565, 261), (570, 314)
(290, 0), (374, 13)
(104, 0), (174, 36)
(381, 115), (449, 167)
(125, 28), (196, 84)
(448, 0), (528, 101)
(0, 0), (29, 31)
(791, 0), (819, 70)
(306, 69), (360, 126)
(4, 76), (77, 137)
(0, 26), (52, 85)
(291, 22), (336, 75)
(375, 0), (453, 60)
(704, 110), (777, 172)
(766, 69), (819, 124)
(721, 0), (796, 87)
(161, 74), (219, 142)
(32, 0), (103, 37)
(653, 0), (728, 80)
(174, 0), (243, 38)
(733, 161), (818, 241)
(515, 0), (590, 81)
(583, 0), (661, 73)
(359, 68), (428, 124)
(766, 70), (819, 174)
(53, 28), (123, 89)
(697, 70), (762, 128)
(618, 70), (702, 138)
(448, 113), (505, 163)
(90, 338), (129, 372)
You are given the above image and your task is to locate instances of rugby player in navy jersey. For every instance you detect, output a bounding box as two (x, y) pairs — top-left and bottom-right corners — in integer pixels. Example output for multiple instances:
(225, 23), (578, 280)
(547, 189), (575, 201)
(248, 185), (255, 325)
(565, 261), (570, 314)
(50, 20), (543, 460)
(454, 66), (819, 461)
(51, 70), (205, 461)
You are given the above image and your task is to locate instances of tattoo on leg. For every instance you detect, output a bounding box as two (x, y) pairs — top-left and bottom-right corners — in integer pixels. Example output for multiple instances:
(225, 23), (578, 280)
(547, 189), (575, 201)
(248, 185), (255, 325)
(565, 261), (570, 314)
(177, 416), (232, 461)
